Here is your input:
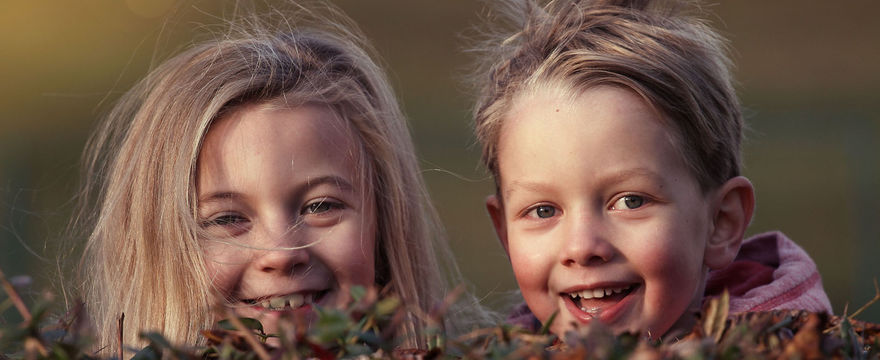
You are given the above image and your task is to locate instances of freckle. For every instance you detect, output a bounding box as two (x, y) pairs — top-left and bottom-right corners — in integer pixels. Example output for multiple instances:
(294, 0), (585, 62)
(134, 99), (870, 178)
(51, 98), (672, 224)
(555, 109), (560, 112)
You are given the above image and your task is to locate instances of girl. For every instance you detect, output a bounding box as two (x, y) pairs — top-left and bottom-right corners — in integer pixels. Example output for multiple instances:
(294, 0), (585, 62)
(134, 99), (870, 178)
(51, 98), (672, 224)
(74, 5), (477, 354)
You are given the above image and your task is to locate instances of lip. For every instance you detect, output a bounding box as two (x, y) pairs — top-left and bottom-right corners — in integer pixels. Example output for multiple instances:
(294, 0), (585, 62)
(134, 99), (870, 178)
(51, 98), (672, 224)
(559, 282), (641, 325)
(559, 281), (637, 295)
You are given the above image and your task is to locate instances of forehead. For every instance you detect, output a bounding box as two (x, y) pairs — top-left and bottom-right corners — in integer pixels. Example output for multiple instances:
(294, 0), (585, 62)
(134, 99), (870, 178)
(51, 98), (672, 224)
(497, 85), (694, 193)
(206, 103), (354, 147)
(197, 103), (366, 190)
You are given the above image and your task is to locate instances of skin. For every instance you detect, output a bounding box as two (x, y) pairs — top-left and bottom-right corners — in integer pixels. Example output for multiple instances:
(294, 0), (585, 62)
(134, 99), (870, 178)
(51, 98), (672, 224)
(486, 85), (754, 338)
(196, 103), (376, 336)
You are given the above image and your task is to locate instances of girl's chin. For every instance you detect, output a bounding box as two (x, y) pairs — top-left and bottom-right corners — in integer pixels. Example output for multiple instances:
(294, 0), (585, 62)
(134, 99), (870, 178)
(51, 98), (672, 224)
(221, 300), (325, 334)
(226, 304), (318, 338)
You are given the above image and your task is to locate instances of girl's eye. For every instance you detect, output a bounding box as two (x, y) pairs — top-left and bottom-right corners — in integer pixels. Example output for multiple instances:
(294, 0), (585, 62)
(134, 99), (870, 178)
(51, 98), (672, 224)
(202, 214), (248, 227)
(526, 205), (558, 219)
(611, 195), (647, 210)
(302, 198), (344, 215)
(200, 213), (250, 237)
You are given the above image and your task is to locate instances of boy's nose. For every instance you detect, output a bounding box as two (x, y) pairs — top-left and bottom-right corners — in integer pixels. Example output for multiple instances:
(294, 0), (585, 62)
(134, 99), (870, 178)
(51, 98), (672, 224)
(560, 216), (615, 266)
(252, 221), (310, 275)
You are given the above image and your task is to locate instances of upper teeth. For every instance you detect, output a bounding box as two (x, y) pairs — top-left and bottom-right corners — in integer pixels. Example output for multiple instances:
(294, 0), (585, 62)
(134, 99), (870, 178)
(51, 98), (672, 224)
(259, 293), (313, 311)
(571, 285), (630, 300)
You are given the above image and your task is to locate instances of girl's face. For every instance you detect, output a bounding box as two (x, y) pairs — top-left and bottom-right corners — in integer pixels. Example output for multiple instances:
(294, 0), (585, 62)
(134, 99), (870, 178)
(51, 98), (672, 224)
(197, 103), (376, 334)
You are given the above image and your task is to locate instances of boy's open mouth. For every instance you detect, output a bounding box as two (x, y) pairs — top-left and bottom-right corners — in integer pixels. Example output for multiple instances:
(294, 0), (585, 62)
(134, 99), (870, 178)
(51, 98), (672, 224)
(242, 289), (330, 311)
(563, 284), (638, 314)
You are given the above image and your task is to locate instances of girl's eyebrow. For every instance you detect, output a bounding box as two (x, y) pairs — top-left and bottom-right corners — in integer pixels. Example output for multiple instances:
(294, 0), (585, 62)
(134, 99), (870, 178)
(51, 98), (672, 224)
(305, 175), (354, 192)
(199, 191), (240, 204)
(198, 175), (355, 205)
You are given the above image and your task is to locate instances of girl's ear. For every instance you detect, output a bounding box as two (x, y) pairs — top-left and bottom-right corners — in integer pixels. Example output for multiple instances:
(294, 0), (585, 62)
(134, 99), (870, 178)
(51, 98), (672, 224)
(704, 176), (755, 269)
(485, 194), (509, 255)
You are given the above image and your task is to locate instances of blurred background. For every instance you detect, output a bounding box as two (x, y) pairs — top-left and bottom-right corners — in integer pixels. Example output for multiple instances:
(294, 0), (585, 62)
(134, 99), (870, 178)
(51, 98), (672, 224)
(1, 0), (878, 322)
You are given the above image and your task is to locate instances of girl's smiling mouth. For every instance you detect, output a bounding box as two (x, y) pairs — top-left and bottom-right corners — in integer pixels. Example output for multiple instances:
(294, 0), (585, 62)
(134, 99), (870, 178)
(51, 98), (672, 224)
(241, 289), (330, 312)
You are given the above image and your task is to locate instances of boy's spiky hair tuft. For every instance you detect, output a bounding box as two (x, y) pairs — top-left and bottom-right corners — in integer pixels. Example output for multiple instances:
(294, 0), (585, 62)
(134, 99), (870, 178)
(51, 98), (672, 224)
(472, 0), (742, 192)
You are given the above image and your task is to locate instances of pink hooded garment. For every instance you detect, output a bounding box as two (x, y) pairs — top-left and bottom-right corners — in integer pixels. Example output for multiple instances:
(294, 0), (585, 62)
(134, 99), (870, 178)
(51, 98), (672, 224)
(507, 231), (833, 332)
(703, 231), (833, 314)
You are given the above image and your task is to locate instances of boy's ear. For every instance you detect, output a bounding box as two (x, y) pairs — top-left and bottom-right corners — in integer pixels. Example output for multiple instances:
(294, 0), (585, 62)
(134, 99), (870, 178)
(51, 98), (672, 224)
(704, 176), (755, 270)
(485, 194), (509, 254)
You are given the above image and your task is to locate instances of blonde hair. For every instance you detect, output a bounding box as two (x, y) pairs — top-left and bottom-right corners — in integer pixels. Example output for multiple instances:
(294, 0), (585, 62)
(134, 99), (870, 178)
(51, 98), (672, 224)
(75, 5), (469, 353)
(473, 0), (742, 191)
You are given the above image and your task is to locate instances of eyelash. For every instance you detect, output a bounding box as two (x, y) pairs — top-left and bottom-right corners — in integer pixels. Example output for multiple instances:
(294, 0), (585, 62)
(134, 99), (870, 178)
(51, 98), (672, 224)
(199, 198), (346, 231)
(201, 213), (248, 228)
(522, 204), (559, 220)
(301, 197), (345, 215)
(609, 194), (651, 210)
(519, 193), (652, 220)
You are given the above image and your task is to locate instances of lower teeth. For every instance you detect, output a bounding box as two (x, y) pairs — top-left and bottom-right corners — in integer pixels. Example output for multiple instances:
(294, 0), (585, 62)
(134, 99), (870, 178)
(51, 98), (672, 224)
(579, 306), (601, 316)
(259, 293), (310, 310)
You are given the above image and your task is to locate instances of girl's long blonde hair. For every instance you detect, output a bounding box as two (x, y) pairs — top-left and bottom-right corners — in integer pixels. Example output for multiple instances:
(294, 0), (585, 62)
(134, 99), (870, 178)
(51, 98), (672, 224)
(75, 4), (472, 353)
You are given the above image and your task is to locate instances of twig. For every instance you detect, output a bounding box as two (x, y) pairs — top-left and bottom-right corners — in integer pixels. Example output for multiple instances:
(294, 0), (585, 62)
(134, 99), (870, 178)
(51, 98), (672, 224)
(0, 267), (31, 322)
(117, 313), (125, 360)
(848, 278), (880, 321)
(224, 309), (271, 360)
(824, 304), (849, 335)
(429, 284), (465, 323)
(24, 338), (49, 358)
(822, 279), (879, 335)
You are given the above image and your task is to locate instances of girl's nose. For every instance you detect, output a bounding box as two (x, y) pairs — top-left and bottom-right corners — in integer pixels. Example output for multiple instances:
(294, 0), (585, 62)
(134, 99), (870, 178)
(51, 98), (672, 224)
(252, 221), (310, 275)
(255, 247), (310, 275)
(560, 214), (615, 266)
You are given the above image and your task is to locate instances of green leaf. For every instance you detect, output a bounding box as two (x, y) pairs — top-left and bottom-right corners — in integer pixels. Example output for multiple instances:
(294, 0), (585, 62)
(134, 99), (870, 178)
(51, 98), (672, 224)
(217, 317), (265, 334)
(343, 343), (372, 356)
(350, 285), (366, 302)
(312, 309), (350, 343)
(139, 332), (173, 349)
(130, 344), (161, 360)
(540, 310), (558, 335)
(375, 297), (400, 317)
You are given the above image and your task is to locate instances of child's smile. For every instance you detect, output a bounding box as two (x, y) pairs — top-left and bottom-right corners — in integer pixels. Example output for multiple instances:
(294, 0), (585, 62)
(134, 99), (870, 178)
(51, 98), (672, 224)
(562, 283), (639, 321)
(487, 85), (717, 337)
(241, 291), (326, 312)
(197, 103), (376, 335)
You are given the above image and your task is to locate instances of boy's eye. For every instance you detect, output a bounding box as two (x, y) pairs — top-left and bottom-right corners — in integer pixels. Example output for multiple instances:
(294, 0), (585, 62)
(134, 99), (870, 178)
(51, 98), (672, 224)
(302, 198), (344, 215)
(611, 195), (647, 210)
(527, 205), (557, 219)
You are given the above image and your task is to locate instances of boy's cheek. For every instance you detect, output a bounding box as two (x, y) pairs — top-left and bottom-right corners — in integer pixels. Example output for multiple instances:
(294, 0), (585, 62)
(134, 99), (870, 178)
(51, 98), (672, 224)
(507, 237), (558, 319)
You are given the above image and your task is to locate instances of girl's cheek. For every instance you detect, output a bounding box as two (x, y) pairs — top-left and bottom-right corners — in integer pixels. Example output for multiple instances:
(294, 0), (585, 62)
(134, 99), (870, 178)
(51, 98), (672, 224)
(202, 246), (248, 292)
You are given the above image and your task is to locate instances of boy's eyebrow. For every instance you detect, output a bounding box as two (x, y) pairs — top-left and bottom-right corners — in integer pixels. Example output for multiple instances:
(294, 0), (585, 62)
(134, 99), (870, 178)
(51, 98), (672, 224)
(504, 180), (557, 199)
(197, 175), (355, 204)
(503, 168), (666, 199)
(600, 168), (666, 187)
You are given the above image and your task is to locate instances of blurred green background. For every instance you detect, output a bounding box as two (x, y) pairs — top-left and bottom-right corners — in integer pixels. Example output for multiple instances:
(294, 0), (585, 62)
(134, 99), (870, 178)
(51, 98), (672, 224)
(1, 1), (878, 323)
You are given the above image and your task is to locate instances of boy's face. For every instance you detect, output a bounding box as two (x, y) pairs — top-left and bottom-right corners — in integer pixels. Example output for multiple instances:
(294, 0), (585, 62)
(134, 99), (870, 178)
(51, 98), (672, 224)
(488, 85), (716, 337)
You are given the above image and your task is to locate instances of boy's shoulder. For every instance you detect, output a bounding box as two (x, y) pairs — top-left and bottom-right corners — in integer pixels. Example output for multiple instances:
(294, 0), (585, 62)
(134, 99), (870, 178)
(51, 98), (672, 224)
(507, 301), (542, 333)
(705, 231), (833, 314)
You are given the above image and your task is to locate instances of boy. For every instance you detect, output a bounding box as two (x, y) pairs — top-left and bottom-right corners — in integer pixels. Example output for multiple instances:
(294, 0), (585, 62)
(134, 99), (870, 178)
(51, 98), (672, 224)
(471, 0), (832, 337)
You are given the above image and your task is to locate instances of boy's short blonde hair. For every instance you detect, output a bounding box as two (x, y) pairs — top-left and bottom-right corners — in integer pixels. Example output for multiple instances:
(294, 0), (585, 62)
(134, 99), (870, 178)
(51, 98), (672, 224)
(473, 0), (742, 192)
